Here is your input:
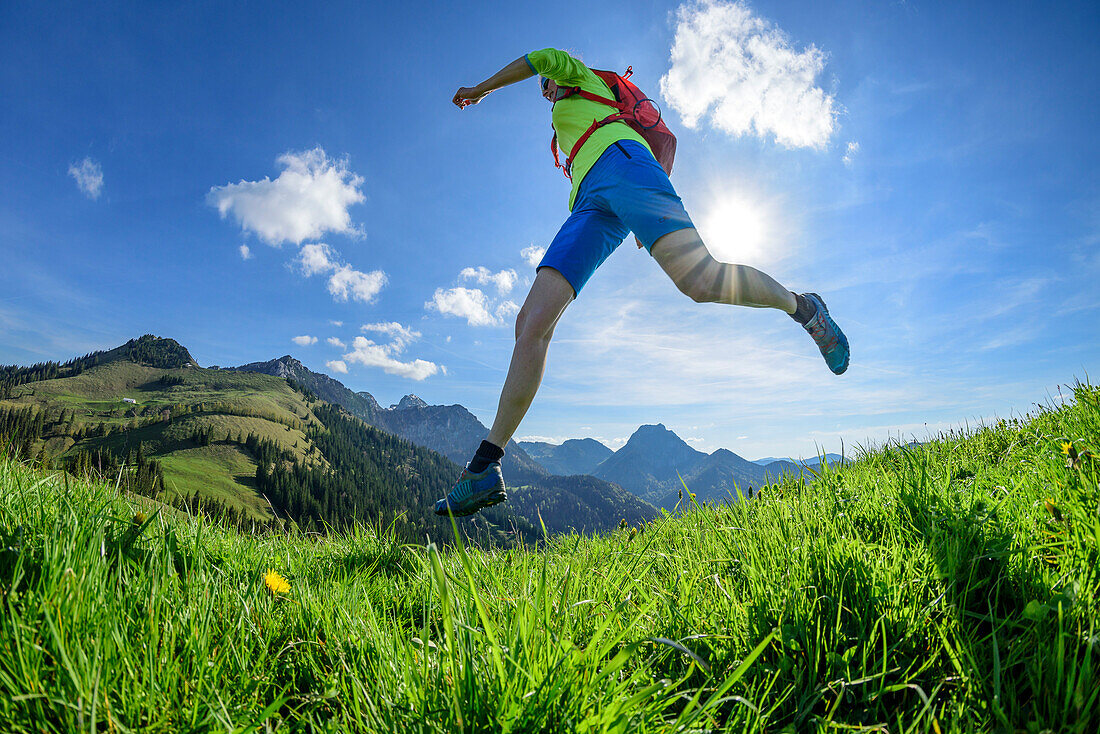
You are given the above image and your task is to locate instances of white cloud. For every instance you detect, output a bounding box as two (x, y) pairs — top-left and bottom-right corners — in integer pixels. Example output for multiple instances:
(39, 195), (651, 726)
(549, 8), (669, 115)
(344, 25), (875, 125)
(460, 266), (518, 294)
(239, 244), (253, 260)
(292, 335), (318, 346)
(426, 287), (502, 326)
(343, 334), (440, 381)
(69, 158), (103, 199)
(361, 322), (420, 350)
(297, 243), (337, 275)
(326, 359), (348, 374)
(328, 265), (387, 303)
(326, 336), (346, 348)
(517, 435), (566, 445)
(206, 147), (365, 246)
(521, 245), (546, 268)
(426, 265), (522, 328)
(496, 300), (520, 320)
(843, 141), (860, 167)
(330, 320), (343, 327)
(295, 243), (387, 303)
(660, 0), (837, 149)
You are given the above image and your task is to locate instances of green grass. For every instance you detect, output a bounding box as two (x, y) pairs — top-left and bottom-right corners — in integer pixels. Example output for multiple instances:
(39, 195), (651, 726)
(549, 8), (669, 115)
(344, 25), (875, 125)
(155, 443), (268, 519)
(0, 381), (1098, 732)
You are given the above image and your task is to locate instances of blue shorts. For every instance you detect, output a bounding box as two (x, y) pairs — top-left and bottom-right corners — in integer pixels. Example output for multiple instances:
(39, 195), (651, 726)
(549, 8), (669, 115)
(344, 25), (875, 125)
(538, 139), (694, 296)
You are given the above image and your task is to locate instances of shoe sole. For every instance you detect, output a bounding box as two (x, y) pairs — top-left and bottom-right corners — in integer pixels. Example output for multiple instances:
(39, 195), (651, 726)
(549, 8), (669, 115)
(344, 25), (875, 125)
(435, 487), (508, 517)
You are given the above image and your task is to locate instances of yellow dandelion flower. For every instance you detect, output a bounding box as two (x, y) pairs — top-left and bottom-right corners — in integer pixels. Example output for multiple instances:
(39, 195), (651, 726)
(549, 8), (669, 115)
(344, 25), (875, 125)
(690, 492), (697, 500)
(1060, 441), (1072, 456)
(264, 569), (290, 595)
(132, 511), (147, 525)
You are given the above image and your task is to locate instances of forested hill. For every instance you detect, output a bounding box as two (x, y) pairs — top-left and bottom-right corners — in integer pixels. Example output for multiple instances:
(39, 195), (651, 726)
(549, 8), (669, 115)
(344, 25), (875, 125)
(1, 335), (195, 398)
(228, 355), (549, 478)
(249, 401), (540, 544)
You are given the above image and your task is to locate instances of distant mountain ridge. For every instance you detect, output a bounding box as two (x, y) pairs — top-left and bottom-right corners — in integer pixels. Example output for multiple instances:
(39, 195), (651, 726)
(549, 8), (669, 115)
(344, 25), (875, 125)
(753, 454), (843, 467)
(585, 424), (809, 510)
(517, 438), (613, 476)
(592, 424), (703, 499)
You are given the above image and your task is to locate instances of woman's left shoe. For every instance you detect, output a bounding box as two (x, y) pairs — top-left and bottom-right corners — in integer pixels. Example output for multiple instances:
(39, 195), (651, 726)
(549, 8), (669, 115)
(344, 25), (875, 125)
(800, 293), (850, 375)
(433, 462), (508, 517)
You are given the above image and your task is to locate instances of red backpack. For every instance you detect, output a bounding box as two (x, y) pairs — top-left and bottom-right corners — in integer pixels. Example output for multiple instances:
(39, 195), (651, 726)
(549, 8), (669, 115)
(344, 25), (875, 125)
(550, 66), (677, 179)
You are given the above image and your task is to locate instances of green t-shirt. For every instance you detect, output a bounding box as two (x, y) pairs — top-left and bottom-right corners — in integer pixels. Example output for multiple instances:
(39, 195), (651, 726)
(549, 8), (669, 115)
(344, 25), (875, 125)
(526, 48), (653, 210)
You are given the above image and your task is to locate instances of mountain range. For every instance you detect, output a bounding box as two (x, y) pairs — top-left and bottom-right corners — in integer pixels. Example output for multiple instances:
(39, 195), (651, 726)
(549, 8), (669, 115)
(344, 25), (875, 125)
(2, 336), (833, 531)
(753, 454), (843, 467)
(589, 424), (810, 508)
(518, 438), (614, 476)
(230, 356), (814, 510)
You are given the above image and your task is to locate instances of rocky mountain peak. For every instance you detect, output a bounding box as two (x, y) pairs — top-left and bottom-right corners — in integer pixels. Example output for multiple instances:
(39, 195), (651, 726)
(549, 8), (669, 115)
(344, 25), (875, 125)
(624, 423), (689, 452)
(276, 355), (305, 371)
(393, 394), (428, 411)
(357, 391), (381, 411)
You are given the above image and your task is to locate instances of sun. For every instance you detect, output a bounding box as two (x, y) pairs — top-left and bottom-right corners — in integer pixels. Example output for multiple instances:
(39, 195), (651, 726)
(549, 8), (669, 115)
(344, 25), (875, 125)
(696, 195), (770, 264)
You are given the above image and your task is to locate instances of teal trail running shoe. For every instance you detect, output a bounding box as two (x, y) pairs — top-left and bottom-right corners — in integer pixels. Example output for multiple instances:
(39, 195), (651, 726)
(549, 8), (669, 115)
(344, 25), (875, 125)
(801, 293), (849, 375)
(433, 462), (507, 517)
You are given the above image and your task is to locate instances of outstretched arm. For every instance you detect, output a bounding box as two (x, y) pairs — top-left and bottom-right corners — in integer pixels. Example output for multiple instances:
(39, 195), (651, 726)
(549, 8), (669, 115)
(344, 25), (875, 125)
(453, 56), (535, 108)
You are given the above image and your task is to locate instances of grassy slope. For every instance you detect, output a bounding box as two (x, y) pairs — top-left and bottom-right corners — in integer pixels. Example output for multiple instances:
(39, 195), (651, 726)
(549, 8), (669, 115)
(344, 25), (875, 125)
(0, 362), (324, 519)
(0, 381), (1097, 732)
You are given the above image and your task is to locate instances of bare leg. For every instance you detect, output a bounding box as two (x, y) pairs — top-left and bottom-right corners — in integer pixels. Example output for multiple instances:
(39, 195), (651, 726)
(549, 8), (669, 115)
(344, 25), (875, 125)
(485, 267), (575, 448)
(650, 228), (797, 312)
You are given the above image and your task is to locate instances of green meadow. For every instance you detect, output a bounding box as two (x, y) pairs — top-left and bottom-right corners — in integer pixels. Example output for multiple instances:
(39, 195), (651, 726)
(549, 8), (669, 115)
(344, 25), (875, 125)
(0, 381), (1097, 732)
(1, 361), (325, 520)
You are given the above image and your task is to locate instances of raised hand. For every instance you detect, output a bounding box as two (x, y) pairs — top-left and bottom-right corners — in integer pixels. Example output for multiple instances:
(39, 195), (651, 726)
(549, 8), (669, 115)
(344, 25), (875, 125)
(453, 86), (489, 108)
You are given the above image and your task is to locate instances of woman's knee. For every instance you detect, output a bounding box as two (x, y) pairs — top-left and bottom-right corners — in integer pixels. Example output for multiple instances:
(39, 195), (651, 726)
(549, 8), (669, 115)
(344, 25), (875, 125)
(514, 310), (527, 341)
(675, 261), (760, 305)
(672, 253), (724, 303)
(515, 307), (557, 343)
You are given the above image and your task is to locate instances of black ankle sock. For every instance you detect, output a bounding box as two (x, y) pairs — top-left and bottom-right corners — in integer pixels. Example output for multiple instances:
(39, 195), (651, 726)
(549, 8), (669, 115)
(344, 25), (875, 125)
(790, 293), (817, 325)
(467, 440), (504, 473)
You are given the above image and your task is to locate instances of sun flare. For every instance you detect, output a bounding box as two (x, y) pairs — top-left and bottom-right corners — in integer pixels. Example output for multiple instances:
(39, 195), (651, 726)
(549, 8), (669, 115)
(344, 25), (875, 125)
(697, 196), (770, 264)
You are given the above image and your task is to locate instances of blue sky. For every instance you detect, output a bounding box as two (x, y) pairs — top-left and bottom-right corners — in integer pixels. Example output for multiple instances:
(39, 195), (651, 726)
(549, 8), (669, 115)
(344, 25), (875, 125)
(2, 0), (1097, 459)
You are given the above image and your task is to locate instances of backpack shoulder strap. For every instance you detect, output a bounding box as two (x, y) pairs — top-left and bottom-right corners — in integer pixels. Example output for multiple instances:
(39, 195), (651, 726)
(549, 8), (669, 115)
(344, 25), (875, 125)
(550, 131), (570, 179)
